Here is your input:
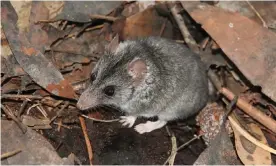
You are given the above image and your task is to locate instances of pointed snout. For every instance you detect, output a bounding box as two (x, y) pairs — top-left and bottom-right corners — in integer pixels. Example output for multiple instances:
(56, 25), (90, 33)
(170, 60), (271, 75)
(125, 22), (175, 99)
(76, 91), (98, 110)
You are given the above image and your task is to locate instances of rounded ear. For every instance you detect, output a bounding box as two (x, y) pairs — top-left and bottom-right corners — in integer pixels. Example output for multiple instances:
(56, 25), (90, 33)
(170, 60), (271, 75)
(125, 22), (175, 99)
(128, 58), (147, 80)
(107, 34), (119, 53)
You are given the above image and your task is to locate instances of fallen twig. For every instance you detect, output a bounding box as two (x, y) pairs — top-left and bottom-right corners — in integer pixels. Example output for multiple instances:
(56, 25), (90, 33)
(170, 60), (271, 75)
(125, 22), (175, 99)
(1, 149), (22, 160)
(81, 114), (119, 123)
(159, 18), (168, 37)
(1, 94), (43, 100)
(66, 24), (104, 39)
(35, 19), (62, 24)
(79, 116), (93, 165)
(177, 134), (202, 152)
(268, 105), (276, 117)
(165, 126), (172, 137)
(169, 3), (199, 53)
(169, 134), (177, 166)
(175, 40), (185, 44)
(1, 104), (27, 134)
(221, 88), (276, 133)
(200, 37), (210, 51)
(90, 14), (118, 22)
(17, 99), (30, 118)
(207, 70), (276, 133)
(50, 101), (70, 124)
(57, 119), (62, 132)
(163, 135), (201, 165)
(246, 0), (268, 28)
(85, 24), (104, 32)
(26, 104), (40, 115)
(51, 100), (64, 108)
(2, 96), (63, 108)
(75, 22), (94, 37)
(53, 122), (72, 129)
(36, 104), (48, 118)
(55, 142), (63, 151)
(61, 20), (68, 30)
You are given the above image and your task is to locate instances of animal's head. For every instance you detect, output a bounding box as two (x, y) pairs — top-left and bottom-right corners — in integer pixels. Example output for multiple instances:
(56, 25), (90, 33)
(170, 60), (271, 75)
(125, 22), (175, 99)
(77, 35), (148, 111)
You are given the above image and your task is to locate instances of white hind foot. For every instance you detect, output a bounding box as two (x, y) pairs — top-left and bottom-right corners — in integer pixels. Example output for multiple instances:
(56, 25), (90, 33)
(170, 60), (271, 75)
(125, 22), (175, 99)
(119, 116), (137, 128)
(134, 120), (167, 134)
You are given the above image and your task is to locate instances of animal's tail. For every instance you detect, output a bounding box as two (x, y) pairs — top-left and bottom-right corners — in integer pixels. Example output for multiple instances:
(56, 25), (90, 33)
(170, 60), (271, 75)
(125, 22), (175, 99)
(208, 78), (218, 102)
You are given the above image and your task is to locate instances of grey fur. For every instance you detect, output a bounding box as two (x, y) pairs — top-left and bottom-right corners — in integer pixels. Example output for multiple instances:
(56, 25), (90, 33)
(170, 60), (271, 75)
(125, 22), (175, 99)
(77, 37), (209, 122)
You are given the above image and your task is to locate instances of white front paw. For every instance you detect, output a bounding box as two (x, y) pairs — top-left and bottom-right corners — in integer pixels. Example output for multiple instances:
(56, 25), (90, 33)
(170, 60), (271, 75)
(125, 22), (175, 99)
(134, 123), (150, 134)
(119, 116), (136, 128)
(134, 120), (167, 134)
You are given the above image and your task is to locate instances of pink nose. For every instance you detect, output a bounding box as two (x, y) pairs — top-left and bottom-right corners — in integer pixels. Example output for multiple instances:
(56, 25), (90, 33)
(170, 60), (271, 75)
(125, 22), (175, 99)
(76, 101), (85, 110)
(76, 99), (92, 110)
(76, 92), (98, 110)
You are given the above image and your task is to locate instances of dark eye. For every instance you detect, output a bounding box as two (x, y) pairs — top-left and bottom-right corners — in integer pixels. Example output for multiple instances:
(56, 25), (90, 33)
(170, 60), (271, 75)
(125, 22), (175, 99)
(103, 85), (115, 97)
(90, 72), (97, 82)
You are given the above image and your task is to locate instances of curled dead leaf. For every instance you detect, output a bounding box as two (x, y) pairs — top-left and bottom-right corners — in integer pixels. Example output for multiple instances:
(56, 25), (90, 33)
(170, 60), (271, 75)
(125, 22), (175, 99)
(230, 116), (272, 165)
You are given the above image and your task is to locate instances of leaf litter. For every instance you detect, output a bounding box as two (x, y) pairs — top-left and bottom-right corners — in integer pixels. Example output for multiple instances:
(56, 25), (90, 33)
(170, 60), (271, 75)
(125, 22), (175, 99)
(1, 1), (276, 165)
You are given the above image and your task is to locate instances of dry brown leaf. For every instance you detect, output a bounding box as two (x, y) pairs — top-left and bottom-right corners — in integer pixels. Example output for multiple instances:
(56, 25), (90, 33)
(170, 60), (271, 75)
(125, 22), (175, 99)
(122, 1), (157, 17)
(1, 29), (13, 59)
(216, 1), (276, 29)
(43, 1), (64, 20)
(182, 2), (276, 101)
(113, 4), (173, 40)
(231, 120), (272, 165)
(10, 1), (32, 33)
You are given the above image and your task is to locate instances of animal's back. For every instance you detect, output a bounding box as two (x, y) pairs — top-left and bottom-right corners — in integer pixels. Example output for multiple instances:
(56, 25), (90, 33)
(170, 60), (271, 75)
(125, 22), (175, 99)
(127, 37), (209, 120)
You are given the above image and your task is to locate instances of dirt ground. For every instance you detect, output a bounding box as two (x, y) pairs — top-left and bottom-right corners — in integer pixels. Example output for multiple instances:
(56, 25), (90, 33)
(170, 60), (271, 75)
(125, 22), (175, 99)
(43, 110), (205, 165)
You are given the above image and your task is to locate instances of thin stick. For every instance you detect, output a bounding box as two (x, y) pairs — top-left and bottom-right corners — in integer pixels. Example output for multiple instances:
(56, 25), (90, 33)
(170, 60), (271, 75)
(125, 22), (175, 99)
(2, 96), (61, 108)
(75, 22), (93, 37)
(61, 20), (68, 30)
(1, 104), (27, 133)
(53, 100), (64, 107)
(169, 3), (199, 53)
(49, 2), (64, 19)
(45, 100), (63, 112)
(26, 104), (40, 115)
(175, 40), (185, 44)
(177, 135), (201, 151)
(159, 18), (168, 37)
(57, 119), (62, 132)
(207, 70), (276, 133)
(246, 0), (268, 28)
(1, 94), (43, 99)
(17, 99), (30, 117)
(163, 135), (201, 165)
(228, 115), (276, 154)
(50, 101), (69, 124)
(165, 126), (172, 137)
(55, 142), (63, 151)
(200, 37), (210, 50)
(36, 104), (48, 118)
(220, 88), (276, 133)
(168, 134), (177, 166)
(85, 24), (104, 32)
(90, 14), (118, 22)
(1, 149), (22, 160)
(35, 19), (62, 24)
(47, 49), (84, 55)
(81, 114), (119, 123)
(53, 122), (72, 129)
(79, 116), (93, 165)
